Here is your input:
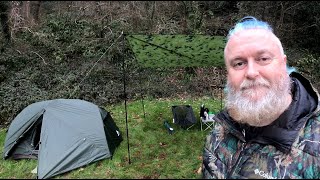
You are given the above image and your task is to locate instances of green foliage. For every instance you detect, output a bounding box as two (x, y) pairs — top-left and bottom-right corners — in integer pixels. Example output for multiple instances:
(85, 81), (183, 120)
(294, 53), (320, 90)
(0, 97), (222, 179)
(15, 14), (113, 62)
(296, 54), (318, 73)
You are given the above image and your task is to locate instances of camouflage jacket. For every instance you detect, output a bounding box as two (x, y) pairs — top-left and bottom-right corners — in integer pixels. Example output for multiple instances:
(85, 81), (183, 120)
(202, 72), (320, 179)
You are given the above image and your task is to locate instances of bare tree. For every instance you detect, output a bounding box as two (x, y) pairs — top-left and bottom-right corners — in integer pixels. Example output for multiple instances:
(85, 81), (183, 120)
(0, 1), (11, 43)
(21, 1), (30, 23)
(31, 1), (42, 23)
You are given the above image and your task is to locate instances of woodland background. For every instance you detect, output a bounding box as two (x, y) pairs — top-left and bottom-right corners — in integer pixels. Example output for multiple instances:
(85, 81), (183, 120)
(0, 1), (320, 127)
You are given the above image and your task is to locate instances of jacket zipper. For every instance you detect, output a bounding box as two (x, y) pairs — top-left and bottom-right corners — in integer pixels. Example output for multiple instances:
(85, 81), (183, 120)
(227, 129), (246, 178)
(227, 142), (244, 178)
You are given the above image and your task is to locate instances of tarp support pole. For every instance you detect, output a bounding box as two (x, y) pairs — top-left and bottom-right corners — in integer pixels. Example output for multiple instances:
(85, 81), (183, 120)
(139, 68), (146, 120)
(219, 68), (224, 110)
(122, 33), (131, 164)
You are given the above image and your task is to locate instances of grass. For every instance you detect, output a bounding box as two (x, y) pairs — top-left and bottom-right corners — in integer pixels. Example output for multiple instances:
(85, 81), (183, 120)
(0, 96), (222, 179)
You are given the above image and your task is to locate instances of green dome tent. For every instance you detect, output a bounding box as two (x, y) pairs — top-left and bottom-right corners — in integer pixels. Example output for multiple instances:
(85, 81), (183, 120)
(3, 99), (123, 179)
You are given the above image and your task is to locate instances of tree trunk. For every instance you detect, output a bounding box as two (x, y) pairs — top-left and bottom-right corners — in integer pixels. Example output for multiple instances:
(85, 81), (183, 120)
(31, 1), (41, 23)
(0, 1), (11, 43)
(22, 1), (31, 23)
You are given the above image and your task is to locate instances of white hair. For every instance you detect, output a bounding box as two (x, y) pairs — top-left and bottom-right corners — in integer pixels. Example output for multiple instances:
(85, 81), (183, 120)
(225, 16), (285, 56)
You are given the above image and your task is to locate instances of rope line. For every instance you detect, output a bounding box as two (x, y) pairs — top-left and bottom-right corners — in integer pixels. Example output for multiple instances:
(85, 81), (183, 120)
(68, 31), (124, 98)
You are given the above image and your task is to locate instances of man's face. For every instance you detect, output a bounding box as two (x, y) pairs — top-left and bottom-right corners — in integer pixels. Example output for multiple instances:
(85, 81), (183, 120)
(224, 29), (287, 102)
(223, 29), (291, 127)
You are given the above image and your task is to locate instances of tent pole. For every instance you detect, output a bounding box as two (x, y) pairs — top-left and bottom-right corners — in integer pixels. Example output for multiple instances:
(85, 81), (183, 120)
(219, 68), (223, 111)
(139, 68), (146, 120)
(122, 33), (131, 164)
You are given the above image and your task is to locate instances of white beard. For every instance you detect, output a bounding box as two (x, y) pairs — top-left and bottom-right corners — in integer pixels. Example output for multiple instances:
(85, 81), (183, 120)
(225, 74), (292, 127)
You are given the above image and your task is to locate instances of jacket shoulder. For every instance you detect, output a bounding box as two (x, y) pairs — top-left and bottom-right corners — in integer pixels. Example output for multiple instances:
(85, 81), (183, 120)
(298, 114), (320, 157)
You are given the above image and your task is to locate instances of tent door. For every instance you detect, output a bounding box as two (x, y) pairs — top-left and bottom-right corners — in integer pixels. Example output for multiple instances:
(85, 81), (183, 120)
(11, 115), (43, 159)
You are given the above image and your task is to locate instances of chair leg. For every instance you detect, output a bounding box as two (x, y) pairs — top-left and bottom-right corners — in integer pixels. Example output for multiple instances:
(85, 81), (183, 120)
(186, 124), (196, 130)
(200, 120), (203, 131)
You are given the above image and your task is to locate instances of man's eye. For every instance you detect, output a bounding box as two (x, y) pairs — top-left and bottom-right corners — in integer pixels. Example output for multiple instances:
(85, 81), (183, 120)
(260, 57), (270, 61)
(232, 61), (246, 69)
(257, 56), (272, 64)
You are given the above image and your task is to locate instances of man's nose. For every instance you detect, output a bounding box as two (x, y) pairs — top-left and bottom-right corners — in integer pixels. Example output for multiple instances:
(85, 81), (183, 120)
(245, 61), (259, 79)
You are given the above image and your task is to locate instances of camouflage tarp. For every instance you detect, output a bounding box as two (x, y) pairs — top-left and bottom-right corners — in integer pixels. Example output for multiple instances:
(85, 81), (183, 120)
(126, 35), (226, 68)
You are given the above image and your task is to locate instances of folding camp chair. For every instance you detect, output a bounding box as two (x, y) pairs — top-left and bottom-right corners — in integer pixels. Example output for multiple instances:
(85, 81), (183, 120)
(172, 105), (197, 130)
(199, 104), (215, 131)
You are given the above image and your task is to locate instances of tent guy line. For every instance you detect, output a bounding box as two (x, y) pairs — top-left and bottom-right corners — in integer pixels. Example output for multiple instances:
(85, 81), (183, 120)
(69, 31), (124, 99)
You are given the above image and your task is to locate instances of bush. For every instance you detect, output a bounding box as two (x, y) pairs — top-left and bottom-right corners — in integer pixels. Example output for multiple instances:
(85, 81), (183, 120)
(288, 49), (320, 91)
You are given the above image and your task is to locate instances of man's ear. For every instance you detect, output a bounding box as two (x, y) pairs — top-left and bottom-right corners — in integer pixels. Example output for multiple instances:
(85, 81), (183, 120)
(283, 55), (287, 63)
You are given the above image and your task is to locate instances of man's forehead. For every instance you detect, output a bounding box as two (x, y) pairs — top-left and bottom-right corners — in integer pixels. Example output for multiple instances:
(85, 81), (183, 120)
(224, 28), (283, 62)
(225, 29), (278, 53)
(229, 28), (274, 41)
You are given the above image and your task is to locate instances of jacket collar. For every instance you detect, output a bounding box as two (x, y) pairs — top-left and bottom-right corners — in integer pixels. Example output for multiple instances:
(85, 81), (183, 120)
(215, 72), (319, 153)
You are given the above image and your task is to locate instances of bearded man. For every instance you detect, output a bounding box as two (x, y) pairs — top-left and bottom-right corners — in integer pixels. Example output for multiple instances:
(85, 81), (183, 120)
(202, 16), (320, 179)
